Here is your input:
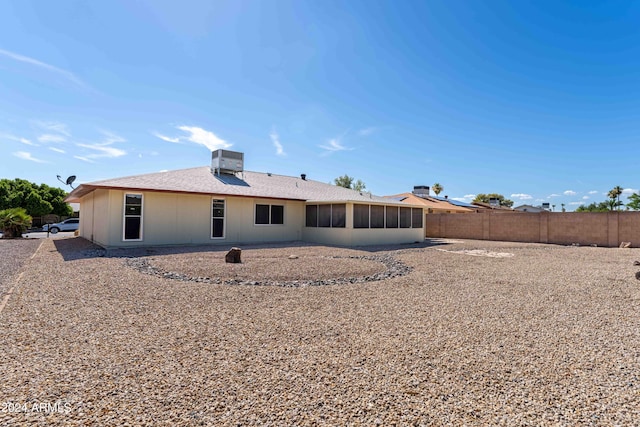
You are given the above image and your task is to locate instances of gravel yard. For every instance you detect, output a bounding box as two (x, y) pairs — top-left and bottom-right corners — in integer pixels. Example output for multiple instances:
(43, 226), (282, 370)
(0, 239), (41, 298)
(1, 237), (640, 425)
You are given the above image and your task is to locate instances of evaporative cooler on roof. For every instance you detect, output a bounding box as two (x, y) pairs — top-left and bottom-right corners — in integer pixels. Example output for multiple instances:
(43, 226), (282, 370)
(212, 149), (244, 175)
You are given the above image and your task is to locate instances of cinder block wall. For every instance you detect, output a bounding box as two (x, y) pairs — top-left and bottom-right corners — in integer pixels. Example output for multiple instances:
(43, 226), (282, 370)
(426, 211), (640, 247)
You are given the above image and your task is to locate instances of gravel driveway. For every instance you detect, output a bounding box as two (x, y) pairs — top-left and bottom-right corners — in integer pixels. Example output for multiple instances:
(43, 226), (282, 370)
(1, 237), (639, 425)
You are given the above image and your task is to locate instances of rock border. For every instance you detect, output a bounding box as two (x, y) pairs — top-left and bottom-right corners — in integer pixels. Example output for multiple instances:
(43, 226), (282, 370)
(123, 254), (412, 287)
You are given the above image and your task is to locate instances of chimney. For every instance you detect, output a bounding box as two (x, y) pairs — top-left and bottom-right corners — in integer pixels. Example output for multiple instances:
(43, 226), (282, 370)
(412, 185), (430, 196)
(301, 173), (306, 181)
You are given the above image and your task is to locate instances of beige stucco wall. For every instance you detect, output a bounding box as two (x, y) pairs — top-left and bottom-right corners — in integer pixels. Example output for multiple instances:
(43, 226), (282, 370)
(303, 227), (423, 246)
(78, 189), (111, 246)
(81, 190), (305, 248)
(302, 203), (425, 246)
(79, 190), (424, 248)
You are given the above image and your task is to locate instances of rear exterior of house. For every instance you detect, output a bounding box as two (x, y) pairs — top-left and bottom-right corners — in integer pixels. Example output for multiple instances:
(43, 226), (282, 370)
(67, 151), (424, 248)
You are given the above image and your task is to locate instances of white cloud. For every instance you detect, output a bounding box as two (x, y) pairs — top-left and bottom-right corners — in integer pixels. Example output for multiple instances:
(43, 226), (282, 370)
(76, 130), (127, 160)
(0, 49), (86, 88)
(452, 194), (476, 202)
(588, 190), (598, 195)
(177, 126), (231, 151)
(622, 188), (638, 195)
(548, 194), (560, 198)
(535, 198), (545, 202)
(0, 133), (37, 146)
(564, 190), (577, 196)
(74, 155), (95, 163)
(38, 134), (66, 143)
(77, 143), (126, 159)
(511, 193), (533, 200)
(153, 132), (181, 143)
(34, 121), (71, 137)
(269, 129), (285, 156)
(582, 196), (589, 200)
(153, 126), (231, 151)
(358, 127), (378, 137)
(569, 201), (583, 206)
(49, 147), (66, 154)
(13, 151), (48, 163)
(319, 138), (353, 154)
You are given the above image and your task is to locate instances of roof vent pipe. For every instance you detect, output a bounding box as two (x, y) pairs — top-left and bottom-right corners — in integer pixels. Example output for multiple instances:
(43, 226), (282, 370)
(301, 173), (306, 180)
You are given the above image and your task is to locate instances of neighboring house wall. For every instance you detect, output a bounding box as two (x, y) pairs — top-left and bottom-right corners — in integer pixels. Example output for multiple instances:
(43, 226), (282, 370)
(427, 211), (640, 247)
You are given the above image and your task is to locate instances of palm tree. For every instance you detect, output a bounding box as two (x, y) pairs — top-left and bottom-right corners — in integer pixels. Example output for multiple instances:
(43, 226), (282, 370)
(432, 183), (443, 196)
(0, 208), (32, 238)
(561, 203), (566, 212)
(608, 186), (624, 211)
(552, 204), (556, 212)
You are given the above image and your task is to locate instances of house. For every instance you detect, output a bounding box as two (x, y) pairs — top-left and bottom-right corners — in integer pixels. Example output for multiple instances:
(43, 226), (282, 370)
(64, 150), (425, 248)
(513, 204), (549, 213)
(385, 186), (475, 214)
(471, 201), (514, 211)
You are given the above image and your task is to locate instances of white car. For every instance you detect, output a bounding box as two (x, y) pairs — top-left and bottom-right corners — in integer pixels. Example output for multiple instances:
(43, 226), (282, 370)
(43, 218), (80, 234)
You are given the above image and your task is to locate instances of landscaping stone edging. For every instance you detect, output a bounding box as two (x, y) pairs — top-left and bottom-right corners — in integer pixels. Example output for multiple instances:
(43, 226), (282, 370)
(123, 254), (412, 287)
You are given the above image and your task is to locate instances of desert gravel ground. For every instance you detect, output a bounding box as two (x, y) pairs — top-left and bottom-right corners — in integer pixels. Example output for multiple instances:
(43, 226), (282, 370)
(0, 239), (41, 297)
(1, 237), (640, 426)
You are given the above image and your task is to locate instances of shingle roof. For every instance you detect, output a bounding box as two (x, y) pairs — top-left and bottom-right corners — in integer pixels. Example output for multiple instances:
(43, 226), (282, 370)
(65, 166), (413, 206)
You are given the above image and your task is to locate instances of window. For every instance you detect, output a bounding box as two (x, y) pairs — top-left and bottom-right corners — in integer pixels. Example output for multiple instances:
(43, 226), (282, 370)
(412, 208), (423, 228)
(318, 204), (331, 227)
(399, 207), (412, 228)
(271, 205), (284, 225)
(255, 204), (284, 225)
(212, 199), (225, 238)
(370, 205), (385, 228)
(386, 206), (399, 228)
(331, 204), (346, 228)
(353, 204), (369, 228)
(123, 194), (143, 241)
(255, 204), (270, 224)
(305, 204), (347, 228)
(306, 205), (318, 227)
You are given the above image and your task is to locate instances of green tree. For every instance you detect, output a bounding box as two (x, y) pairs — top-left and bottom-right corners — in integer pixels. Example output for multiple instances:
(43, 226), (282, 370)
(334, 175), (366, 191)
(0, 179), (72, 217)
(561, 203), (566, 212)
(607, 186), (624, 211)
(432, 183), (443, 196)
(25, 191), (53, 217)
(575, 202), (611, 212)
(472, 193), (514, 208)
(0, 207), (32, 238)
(627, 193), (640, 211)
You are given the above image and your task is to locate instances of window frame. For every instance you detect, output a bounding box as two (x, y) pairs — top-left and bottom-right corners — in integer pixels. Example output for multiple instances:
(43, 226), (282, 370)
(254, 203), (285, 226)
(122, 193), (143, 241)
(211, 198), (226, 239)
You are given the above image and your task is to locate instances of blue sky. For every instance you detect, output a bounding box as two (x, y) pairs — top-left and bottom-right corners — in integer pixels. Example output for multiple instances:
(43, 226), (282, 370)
(2, 0), (640, 210)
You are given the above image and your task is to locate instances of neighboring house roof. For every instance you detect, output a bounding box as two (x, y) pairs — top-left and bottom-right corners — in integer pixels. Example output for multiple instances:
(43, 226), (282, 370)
(429, 195), (477, 208)
(472, 202), (514, 210)
(65, 166), (413, 206)
(384, 192), (473, 213)
(513, 204), (547, 212)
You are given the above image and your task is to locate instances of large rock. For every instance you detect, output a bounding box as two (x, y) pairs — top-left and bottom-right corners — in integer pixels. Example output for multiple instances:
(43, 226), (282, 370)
(225, 247), (242, 263)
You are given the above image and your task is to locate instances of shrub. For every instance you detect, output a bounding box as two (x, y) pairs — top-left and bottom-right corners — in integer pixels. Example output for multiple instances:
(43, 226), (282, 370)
(0, 207), (32, 238)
